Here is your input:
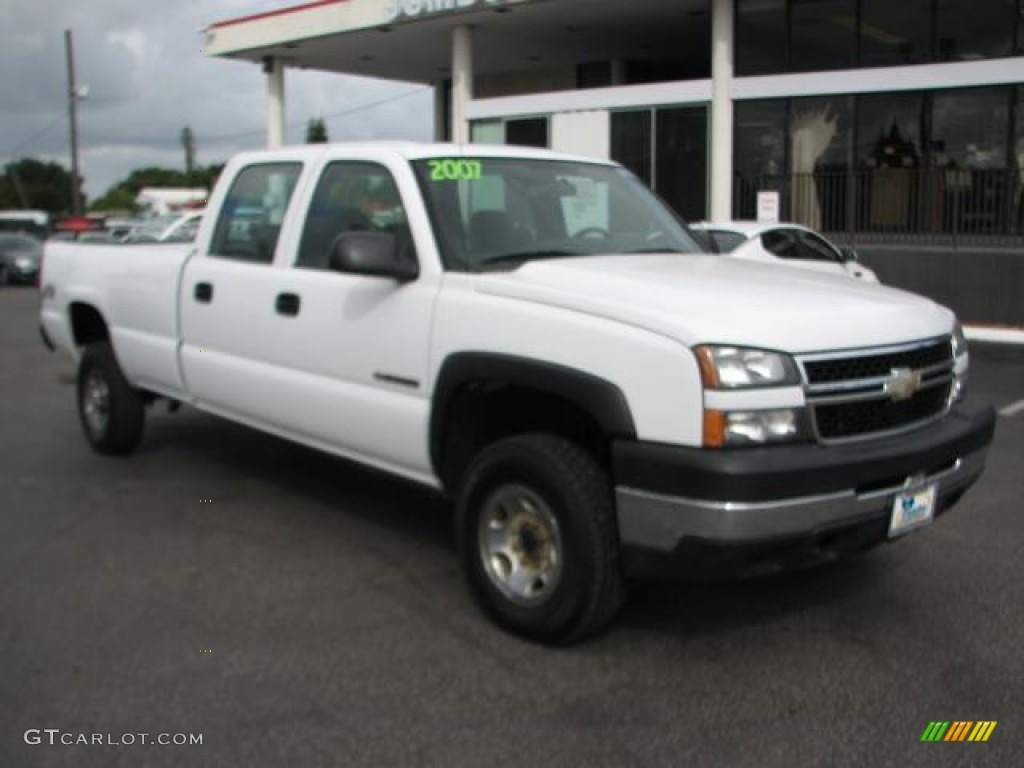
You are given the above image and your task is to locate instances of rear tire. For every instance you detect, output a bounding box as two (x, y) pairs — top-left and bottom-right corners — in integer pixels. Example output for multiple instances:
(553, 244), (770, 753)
(457, 433), (625, 644)
(77, 342), (145, 455)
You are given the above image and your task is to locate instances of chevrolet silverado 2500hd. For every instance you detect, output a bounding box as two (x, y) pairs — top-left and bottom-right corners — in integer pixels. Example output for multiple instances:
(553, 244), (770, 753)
(40, 143), (996, 643)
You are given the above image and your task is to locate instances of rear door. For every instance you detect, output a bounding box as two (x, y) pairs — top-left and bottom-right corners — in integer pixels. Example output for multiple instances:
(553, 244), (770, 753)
(179, 160), (306, 424)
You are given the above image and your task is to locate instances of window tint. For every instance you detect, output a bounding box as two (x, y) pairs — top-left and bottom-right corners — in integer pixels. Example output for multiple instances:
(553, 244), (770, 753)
(209, 163), (302, 263)
(297, 162), (411, 271)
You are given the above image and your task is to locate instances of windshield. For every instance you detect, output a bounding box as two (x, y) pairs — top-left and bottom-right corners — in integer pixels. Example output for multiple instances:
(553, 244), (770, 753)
(412, 157), (702, 272)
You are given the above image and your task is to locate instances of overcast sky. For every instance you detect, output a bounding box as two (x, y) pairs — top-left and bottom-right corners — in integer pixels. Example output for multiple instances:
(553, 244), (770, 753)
(0, 0), (435, 200)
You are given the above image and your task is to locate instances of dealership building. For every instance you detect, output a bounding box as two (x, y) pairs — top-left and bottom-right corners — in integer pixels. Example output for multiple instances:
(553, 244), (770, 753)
(206, 0), (1024, 330)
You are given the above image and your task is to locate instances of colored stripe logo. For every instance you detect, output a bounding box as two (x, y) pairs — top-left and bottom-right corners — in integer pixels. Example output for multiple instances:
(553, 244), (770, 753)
(921, 721), (997, 742)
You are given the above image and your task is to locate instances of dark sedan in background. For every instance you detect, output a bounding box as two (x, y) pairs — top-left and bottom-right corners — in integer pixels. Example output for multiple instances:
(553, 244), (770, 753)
(0, 233), (42, 286)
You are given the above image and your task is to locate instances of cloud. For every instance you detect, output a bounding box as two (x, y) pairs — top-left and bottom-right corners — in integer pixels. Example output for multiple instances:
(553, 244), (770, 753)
(0, 0), (434, 199)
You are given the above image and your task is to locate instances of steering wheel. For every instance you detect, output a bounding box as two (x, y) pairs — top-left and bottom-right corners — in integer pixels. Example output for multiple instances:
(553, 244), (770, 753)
(571, 227), (610, 240)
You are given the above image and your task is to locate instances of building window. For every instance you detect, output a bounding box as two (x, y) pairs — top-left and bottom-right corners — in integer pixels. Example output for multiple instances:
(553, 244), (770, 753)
(611, 110), (653, 187)
(655, 108), (708, 222)
(734, 100), (788, 218)
(470, 118), (548, 149)
(471, 121), (505, 145)
(855, 92), (923, 230)
(860, 0), (933, 67)
(790, 0), (857, 72)
(790, 96), (851, 230)
(736, 0), (788, 76)
(935, 0), (1015, 61)
(506, 117), (549, 148)
(931, 87), (1011, 170)
(612, 108), (708, 221)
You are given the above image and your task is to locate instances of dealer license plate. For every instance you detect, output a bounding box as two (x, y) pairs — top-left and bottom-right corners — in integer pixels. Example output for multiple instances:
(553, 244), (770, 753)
(888, 483), (937, 538)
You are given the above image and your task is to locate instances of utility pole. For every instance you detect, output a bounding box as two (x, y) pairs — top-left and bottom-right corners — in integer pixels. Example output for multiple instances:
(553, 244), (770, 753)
(181, 126), (195, 180)
(65, 28), (83, 215)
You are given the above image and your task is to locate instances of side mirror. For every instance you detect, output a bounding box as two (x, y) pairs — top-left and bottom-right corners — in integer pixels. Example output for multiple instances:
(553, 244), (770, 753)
(840, 247), (859, 263)
(329, 231), (418, 282)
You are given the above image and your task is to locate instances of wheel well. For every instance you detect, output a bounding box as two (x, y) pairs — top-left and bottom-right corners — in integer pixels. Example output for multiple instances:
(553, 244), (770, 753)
(69, 303), (109, 347)
(436, 383), (610, 493)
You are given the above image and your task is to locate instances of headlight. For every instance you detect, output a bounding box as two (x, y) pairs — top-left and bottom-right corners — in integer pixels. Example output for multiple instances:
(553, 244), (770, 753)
(950, 322), (968, 403)
(695, 345), (800, 389)
(951, 322), (968, 361)
(704, 408), (808, 447)
(15, 257), (34, 269)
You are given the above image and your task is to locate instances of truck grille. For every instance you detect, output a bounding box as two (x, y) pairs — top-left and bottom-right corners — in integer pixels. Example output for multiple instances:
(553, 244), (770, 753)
(799, 338), (954, 443)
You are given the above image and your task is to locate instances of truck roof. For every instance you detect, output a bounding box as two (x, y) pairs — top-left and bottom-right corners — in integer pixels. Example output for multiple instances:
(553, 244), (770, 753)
(226, 141), (619, 167)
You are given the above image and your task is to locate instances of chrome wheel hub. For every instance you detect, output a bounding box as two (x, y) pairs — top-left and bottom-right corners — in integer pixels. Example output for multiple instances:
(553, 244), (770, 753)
(82, 371), (110, 437)
(478, 484), (563, 606)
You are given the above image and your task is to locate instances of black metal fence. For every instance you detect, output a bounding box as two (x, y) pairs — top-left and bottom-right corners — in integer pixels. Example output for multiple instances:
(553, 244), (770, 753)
(735, 169), (1024, 249)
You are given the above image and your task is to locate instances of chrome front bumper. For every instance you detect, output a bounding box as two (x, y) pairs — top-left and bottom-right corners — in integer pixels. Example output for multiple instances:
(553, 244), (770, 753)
(616, 444), (988, 552)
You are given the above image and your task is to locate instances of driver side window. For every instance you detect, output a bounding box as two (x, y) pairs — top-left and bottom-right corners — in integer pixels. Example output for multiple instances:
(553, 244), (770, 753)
(297, 161), (410, 271)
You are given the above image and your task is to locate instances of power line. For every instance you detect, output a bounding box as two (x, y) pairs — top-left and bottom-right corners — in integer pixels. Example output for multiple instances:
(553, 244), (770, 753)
(76, 86), (430, 148)
(0, 114), (67, 160)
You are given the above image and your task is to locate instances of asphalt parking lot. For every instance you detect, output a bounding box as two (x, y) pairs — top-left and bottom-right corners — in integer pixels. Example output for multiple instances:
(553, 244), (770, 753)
(1, 286), (1022, 767)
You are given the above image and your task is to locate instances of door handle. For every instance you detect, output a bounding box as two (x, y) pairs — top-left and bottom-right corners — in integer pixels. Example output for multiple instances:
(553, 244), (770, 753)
(275, 292), (301, 317)
(194, 282), (213, 303)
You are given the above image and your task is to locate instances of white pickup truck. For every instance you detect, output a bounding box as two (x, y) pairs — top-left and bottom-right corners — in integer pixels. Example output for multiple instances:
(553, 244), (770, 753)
(40, 142), (995, 643)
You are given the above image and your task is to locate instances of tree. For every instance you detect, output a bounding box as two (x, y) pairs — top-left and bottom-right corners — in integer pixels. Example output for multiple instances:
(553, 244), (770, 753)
(89, 163), (226, 214)
(0, 158), (78, 214)
(306, 117), (328, 144)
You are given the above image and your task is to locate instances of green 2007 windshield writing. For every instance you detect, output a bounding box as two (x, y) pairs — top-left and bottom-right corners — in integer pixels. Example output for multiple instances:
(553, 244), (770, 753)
(429, 159), (483, 181)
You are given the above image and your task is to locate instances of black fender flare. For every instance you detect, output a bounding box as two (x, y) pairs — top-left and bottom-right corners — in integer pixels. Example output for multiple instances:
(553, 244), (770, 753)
(429, 352), (637, 482)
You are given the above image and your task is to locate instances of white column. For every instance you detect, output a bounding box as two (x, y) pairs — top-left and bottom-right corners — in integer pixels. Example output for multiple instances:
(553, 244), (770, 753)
(451, 25), (473, 145)
(266, 56), (286, 149)
(710, 0), (734, 220)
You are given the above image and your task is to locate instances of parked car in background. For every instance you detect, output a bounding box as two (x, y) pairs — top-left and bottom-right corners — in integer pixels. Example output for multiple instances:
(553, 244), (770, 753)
(0, 210), (50, 240)
(0, 232), (43, 285)
(121, 210), (204, 244)
(690, 221), (879, 283)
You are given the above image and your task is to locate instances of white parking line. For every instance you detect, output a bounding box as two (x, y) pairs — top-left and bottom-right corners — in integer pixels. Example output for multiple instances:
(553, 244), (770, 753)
(999, 398), (1024, 417)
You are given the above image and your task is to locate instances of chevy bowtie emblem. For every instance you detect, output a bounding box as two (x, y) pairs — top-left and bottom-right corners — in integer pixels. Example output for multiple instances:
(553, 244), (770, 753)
(885, 367), (923, 402)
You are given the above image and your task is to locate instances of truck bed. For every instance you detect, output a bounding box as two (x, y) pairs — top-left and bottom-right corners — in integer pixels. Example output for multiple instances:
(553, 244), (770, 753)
(41, 241), (194, 399)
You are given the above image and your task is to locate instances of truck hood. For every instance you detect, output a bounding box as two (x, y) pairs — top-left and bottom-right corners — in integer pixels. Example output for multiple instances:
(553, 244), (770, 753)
(476, 253), (953, 353)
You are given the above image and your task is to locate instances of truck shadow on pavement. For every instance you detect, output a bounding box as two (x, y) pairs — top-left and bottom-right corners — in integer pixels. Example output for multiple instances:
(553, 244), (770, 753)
(139, 406), (896, 645)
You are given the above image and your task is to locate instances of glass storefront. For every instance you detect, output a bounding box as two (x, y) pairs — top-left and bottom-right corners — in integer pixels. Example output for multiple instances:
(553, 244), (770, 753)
(611, 107), (708, 221)
(859, 0), (932, 67)
(790, 0), (857, 72)
(736, 0), (788, 76)
(735, 85), (1022, 237)
(738, 0), (1023, 75)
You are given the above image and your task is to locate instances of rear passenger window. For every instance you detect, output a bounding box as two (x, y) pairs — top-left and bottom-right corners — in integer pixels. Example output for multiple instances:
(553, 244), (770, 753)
(209, 163), (302, 264)
(297, 162), (411, 270)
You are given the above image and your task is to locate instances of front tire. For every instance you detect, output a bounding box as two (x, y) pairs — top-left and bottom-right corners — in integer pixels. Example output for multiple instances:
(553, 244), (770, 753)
(77, 342), (145, 455)
(457, 434), (625, 644)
